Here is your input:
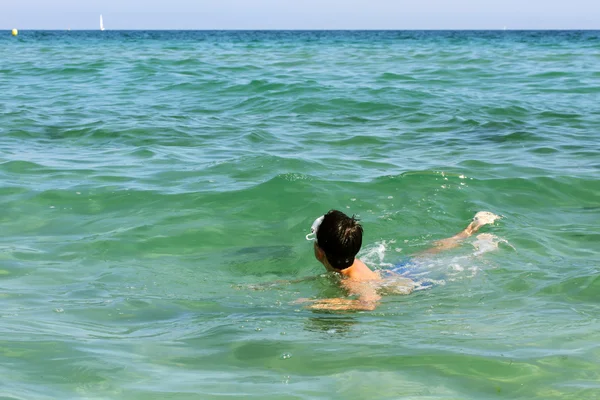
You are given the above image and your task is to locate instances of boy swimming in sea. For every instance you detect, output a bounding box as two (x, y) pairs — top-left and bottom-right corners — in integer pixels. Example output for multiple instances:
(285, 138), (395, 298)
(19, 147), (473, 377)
(299, 209), (500, 311)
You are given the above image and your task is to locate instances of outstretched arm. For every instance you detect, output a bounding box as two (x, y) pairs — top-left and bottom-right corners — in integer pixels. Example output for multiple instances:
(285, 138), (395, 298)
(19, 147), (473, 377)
(299, 280), (383, 311)
(304, 297), (380, 311)
(418, 211), (501, 256)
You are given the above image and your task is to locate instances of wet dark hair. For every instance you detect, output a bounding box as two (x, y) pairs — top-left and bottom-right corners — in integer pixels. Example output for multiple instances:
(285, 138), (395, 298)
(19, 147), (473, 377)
(316, 210), (363, 270)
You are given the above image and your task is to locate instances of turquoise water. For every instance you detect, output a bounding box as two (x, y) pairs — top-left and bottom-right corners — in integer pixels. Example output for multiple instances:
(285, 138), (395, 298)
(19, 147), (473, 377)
(1, 30), (599, 399)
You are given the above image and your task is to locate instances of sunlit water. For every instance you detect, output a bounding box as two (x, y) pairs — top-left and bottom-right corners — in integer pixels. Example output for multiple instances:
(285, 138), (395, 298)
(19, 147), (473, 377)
(1, 31), (599, 399)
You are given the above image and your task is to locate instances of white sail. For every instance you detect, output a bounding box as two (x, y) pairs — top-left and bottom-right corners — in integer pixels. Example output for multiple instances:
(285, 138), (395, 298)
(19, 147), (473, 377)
(100, 15), (105, 31)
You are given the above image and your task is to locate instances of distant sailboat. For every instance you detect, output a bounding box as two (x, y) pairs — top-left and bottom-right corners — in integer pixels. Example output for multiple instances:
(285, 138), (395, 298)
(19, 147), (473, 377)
(100, 15), (105, 31)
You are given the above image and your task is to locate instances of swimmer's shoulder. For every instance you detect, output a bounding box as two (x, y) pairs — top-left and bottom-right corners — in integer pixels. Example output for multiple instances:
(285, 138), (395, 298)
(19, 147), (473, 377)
(343, 260), (381, 282)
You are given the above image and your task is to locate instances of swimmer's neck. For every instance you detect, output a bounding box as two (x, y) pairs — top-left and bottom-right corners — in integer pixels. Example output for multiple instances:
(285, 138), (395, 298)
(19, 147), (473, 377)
(328, 259), (379, 280)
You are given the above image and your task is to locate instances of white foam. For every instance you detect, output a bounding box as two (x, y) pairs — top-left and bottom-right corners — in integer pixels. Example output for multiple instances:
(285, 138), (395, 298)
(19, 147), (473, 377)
(360, 240), (395, 268)
(472, 233), (514, 256)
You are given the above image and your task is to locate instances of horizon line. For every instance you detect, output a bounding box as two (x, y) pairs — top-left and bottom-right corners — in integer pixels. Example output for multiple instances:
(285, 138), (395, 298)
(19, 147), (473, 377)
(4, 28), (600, 31)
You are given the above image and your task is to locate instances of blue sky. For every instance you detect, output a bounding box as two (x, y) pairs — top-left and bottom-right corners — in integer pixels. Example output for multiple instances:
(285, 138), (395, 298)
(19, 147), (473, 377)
(2, 0), (599, 30)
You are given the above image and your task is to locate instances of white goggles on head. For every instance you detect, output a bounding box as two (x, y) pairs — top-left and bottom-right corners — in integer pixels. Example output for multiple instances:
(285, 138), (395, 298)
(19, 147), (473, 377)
(305, 215), (324, 242)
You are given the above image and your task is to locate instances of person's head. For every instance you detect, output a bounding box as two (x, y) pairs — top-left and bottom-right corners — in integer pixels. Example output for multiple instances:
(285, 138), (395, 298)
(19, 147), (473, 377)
(307, 210), (363, 271)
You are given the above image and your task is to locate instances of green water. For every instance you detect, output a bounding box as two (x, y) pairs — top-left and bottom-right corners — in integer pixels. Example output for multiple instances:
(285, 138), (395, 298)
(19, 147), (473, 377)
(1, 31), (599, 399)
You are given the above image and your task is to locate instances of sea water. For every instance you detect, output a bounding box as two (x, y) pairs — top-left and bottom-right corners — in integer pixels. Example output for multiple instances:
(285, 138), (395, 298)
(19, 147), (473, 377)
(1, 31), (599, 399)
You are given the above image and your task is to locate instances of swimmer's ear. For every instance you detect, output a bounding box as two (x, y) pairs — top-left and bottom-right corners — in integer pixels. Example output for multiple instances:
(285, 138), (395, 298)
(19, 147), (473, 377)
(314, 243), (325, 262)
